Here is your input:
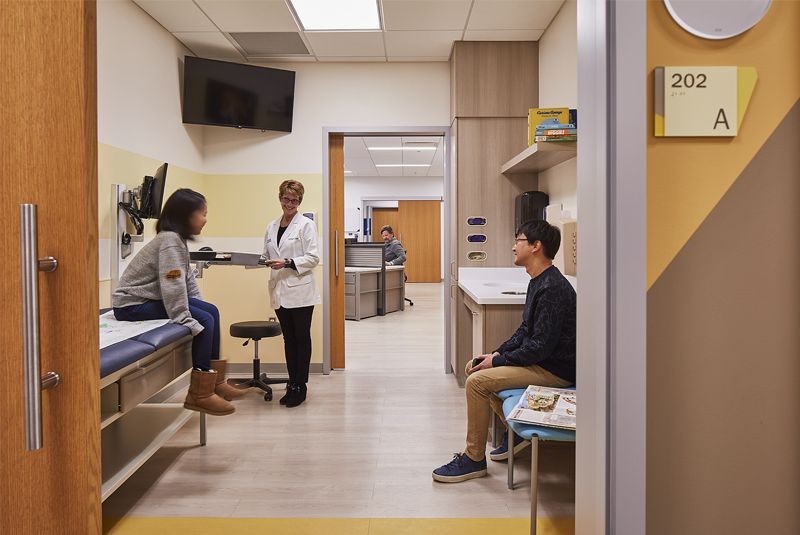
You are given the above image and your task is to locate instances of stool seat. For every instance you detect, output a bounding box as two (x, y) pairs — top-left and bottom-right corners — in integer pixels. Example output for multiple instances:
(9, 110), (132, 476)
(230, 321), (282, 340)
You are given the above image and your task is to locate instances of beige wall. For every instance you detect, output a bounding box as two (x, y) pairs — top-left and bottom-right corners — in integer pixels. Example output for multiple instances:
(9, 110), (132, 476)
(537, 0), (578, 219)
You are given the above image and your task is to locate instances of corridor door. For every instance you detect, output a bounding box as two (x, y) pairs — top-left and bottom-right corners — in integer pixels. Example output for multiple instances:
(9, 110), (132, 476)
(398, 200), (441, 282)
(0, 1), (101, 533)
(371, 208), (400, 242)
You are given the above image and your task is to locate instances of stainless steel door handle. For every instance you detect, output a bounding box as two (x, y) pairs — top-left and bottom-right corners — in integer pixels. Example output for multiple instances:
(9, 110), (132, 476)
(334, 230), (339, 277)
(20, 204), (60, 451)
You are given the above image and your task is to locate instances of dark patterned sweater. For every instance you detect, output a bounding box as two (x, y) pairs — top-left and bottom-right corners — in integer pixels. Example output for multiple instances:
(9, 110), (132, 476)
(491, 265), (576, 383)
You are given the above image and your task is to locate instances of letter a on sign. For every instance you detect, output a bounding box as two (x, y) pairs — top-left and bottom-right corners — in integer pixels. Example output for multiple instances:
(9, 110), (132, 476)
(714, 108), (730, 130)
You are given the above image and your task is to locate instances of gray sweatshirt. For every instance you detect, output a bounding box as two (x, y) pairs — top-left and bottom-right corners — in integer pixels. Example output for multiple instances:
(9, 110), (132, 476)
(111, 231), (204, 335)
(385, 238), (406, 265)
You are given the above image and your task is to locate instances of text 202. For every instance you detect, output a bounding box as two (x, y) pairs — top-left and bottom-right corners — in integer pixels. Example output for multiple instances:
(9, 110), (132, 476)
(671, 73), (707, 88)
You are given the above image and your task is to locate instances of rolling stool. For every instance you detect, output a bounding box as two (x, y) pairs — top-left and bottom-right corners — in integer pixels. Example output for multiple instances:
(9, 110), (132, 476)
(228, 320), (288, 402)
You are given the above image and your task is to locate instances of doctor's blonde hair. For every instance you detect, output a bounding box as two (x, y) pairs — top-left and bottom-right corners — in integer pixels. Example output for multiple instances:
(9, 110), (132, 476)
(279, 180), (304, 201)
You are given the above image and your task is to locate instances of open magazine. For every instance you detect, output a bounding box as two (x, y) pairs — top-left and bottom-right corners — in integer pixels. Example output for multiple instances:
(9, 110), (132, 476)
(506, 385), (576, 430)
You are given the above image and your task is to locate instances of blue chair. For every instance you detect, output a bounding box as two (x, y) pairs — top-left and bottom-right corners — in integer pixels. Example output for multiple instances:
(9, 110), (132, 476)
(496, 388), (576, 535)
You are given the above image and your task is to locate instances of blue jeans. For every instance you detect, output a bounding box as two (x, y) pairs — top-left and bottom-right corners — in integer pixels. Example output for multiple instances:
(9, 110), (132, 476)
(113, 298), (220, 371)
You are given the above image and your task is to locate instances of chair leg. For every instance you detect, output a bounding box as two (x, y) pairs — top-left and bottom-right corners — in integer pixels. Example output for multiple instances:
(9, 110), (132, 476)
(530, 438), (539, 535)
(200, 413), (207, 446)
(507, 428), (515, 490)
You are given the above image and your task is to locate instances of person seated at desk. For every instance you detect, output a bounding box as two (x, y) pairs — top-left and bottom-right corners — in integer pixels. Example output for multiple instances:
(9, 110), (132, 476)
(432, 219), (576, 483)
(380, 225), (406, 266)
(112, 188), (241, 417)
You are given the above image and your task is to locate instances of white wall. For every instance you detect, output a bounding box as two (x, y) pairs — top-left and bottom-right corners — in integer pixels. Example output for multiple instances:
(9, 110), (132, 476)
(202, 62), (452, 174)
(97, 0), (204, 173)
(344, 176), (444, 211)
(537, 0), (578, 219)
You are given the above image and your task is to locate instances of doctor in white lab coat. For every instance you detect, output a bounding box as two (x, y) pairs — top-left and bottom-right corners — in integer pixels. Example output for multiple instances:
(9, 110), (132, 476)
(262, 180), (320, 408)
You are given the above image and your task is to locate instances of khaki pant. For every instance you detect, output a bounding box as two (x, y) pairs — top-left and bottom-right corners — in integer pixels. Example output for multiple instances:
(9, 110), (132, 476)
(464, 360), (572, 462)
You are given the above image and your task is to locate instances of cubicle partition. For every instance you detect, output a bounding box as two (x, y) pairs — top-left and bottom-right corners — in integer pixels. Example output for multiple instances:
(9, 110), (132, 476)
(344, 243), (404, 320)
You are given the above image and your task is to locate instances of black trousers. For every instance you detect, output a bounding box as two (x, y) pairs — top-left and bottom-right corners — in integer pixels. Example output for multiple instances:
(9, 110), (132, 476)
(274, 305), (314, 385)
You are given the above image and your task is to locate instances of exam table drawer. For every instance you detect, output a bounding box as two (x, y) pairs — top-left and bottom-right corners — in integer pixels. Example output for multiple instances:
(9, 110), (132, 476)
(119, 353), (175, 413)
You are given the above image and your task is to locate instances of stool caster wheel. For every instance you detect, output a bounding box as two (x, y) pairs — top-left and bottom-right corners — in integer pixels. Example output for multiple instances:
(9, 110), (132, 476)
(264, 392), (272, 402)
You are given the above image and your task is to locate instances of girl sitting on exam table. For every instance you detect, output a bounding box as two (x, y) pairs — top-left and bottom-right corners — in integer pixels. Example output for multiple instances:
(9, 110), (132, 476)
(112, 188), (242, 416)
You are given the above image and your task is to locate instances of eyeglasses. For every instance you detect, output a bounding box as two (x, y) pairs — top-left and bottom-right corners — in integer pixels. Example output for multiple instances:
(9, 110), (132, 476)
(280, 196), (301, 206)
(514, 238), (528, 245)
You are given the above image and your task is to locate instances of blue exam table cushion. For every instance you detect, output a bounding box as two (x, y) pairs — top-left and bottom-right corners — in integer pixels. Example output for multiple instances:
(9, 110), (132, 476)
(100, 340), (156, 379)
(134, 323), (192, 350)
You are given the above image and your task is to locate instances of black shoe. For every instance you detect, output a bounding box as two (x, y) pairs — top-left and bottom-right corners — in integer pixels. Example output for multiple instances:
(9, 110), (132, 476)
(279, 383), (295, 405)
(285, 383), (307, 408)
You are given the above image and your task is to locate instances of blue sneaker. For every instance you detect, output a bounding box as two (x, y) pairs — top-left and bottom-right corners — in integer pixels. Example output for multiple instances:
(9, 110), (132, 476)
(489, 431), (530, 461)
(432, 453), (488, 483)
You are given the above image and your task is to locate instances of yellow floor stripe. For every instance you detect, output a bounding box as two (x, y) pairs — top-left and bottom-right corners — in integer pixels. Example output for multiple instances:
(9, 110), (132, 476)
(103, 517), (575, 535)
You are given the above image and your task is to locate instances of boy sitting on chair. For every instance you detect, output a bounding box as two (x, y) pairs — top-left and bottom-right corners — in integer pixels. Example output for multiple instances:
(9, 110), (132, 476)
(433, 219), (576, 483)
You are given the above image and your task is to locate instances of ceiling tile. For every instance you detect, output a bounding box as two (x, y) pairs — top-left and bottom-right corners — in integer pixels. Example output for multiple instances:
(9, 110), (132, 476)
(402, 149), (436, 165)
(464, 29), (545, 40)
(317, 56), (387, 62)
(194, 0), (299, 32)
(370, 150), (403, 166)
(172, 32), (245, 58)
(248, 56), (318, 62)
(344, 137), (370, 158)
(403, 166), (429, 177)
(304, 31), (385, 57)
(377, 165), (403, 177)
(468, 0), (565, 30)
(134, 0), (217, 32)
(384, 30), (461, 57)
(428, 145), (445, 176)
(363, 137), (402, 148)
(382, 0), (472, 31)
(346, 157), (379, 176)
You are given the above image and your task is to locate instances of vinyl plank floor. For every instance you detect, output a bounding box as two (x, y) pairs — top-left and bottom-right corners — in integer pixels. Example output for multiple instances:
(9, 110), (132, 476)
(102, 283), (575, 519)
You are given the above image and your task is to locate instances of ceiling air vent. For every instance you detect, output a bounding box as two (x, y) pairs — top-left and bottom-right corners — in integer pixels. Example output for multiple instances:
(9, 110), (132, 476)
(229, 32), (309, 56)
(403, 141), (438, 148)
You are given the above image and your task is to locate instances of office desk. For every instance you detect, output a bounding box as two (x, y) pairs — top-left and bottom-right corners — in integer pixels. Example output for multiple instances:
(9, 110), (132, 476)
(344, 265), (404, 321)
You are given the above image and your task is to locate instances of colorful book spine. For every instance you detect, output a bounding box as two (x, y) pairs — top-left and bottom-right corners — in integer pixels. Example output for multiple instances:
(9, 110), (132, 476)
(535, 128), (577, 136)
(528, 107), (570, 146)
(569, 109), (577, 127)
(535, 136), (577, 142)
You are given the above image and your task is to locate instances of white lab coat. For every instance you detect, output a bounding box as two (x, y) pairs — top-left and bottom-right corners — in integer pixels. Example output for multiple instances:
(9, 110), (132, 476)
(262, 212), (321, 310)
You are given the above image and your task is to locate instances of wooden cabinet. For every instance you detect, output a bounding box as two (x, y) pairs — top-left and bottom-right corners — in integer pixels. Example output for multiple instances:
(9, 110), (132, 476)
(460, 292), (525, 376)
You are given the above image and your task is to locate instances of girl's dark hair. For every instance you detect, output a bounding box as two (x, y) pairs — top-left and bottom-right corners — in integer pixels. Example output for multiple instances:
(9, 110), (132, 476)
(156, 188), (206, 240)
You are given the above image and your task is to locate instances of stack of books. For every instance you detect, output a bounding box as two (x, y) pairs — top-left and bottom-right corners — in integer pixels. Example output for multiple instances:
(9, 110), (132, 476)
(528, 108), (577, 145)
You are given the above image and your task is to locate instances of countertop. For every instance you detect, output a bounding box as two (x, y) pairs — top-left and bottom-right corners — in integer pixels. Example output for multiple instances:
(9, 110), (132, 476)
(345, 265), (404, 273)
(458, 267), (577, 305)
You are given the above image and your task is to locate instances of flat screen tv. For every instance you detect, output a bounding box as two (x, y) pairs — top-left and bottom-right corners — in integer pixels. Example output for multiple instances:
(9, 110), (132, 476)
(182, 56), (295, 132)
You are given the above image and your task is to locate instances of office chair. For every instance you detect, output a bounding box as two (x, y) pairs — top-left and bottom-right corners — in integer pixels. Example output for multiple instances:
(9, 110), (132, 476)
(403, 249), (414, 306)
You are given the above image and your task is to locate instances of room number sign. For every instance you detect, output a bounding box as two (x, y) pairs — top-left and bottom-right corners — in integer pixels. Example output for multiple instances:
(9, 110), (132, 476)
(654, 66), (757, 137)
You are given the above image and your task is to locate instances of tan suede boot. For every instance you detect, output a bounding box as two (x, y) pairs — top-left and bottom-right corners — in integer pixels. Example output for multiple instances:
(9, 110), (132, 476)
(184, 369), (235, 416)
(210, 359), (244, 401)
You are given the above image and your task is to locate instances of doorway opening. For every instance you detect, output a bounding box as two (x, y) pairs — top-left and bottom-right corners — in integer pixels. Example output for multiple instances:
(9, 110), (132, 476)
(322, 127), (453, 375)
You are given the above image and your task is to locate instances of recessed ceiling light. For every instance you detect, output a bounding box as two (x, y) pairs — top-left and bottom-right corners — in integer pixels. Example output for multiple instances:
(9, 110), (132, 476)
(288, 0), (381, 31)
(368, 147), (436, 151)
(375, 164), (430, 167)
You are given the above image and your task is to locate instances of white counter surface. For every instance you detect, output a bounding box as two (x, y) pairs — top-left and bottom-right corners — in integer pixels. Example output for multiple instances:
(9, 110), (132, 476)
(457, 267), (577, 305)
(345, 265), (404, 273)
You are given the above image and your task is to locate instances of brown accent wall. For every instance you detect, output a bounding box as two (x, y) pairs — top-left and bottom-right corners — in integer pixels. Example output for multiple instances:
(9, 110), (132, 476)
(647, 99), (800, 535)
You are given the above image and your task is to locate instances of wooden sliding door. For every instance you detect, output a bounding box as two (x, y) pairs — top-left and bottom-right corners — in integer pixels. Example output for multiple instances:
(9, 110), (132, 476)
(0, 0), (101, 532)
(399, 200), (441, 282)
(329, 135), (345, 369)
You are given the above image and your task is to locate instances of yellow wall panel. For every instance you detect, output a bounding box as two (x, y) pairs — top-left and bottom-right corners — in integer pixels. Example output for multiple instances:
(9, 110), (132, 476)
(202, 173), (323, 238)
(98, 143), (206, 240)
(647, 1), (800, 288)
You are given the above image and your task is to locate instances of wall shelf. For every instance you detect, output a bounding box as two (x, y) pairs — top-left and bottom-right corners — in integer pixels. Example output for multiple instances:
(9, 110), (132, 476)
(501, 141), (577, 174)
